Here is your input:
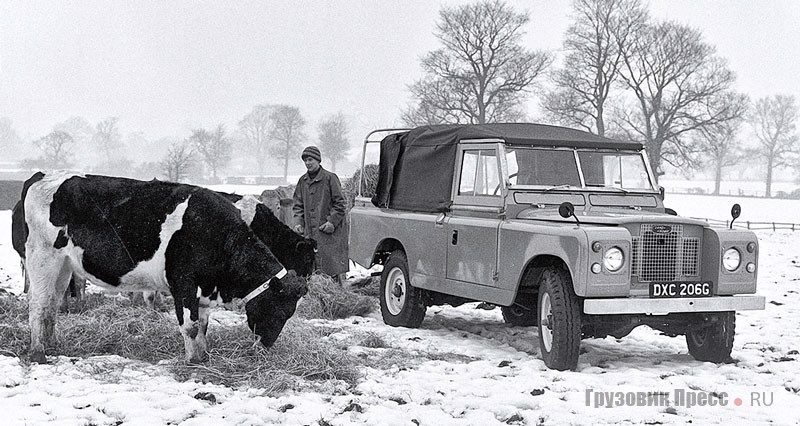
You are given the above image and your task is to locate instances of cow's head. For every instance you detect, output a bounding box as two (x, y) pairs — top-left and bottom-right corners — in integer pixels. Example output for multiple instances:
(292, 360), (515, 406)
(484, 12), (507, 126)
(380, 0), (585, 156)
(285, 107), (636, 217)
(245, 270), (308, 347)
(292, 238), (318, 277)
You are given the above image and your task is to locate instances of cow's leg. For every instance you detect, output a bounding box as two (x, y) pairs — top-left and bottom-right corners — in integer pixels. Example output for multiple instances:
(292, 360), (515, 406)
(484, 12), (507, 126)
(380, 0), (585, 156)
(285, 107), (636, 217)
(196, 302), (210, 359)
(21, 260), (30, 294)
(60, 285), (70, 313)
(142, 291), (157, 310)
(173, 291), (207, 364)
(27, 251), (71, 363)
(196, 288), (218, 359)
(72, 276), (86, 303)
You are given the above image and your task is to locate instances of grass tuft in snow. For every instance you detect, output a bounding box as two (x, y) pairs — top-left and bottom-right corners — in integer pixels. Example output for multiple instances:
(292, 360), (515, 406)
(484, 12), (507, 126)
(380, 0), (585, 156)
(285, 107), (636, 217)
(296, 273), (376, 320)
(348, 276), (380, 298)
(0, 293), (28, 357)
(174, 320), (361, 393)
(0, 292), (362, 393)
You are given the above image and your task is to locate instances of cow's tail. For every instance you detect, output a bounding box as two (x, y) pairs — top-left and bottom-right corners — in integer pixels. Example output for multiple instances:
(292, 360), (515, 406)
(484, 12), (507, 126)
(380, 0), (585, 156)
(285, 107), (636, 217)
(12, 171), (46, 293)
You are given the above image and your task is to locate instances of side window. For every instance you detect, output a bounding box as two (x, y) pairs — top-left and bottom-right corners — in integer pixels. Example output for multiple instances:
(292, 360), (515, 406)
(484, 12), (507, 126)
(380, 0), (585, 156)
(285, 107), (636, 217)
(459, 149), (500, 196)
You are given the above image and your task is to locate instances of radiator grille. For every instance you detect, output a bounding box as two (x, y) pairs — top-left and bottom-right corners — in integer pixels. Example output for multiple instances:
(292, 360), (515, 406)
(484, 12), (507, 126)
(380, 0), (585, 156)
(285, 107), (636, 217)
(631, 224), (700, 282)
(682, 238), (700, 276)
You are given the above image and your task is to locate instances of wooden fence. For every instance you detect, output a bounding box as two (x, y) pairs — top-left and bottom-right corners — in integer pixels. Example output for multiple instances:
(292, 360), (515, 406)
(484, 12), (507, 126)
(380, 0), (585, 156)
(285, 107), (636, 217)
(690, 217), (799, 231)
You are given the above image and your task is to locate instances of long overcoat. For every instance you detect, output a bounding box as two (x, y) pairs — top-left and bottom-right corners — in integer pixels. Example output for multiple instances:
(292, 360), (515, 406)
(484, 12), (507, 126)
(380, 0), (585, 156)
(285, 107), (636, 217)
(292, 167), (349, 276)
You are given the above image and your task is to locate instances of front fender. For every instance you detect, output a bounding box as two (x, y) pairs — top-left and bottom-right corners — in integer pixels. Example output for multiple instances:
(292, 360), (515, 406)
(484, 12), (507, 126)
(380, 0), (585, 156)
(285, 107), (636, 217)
(702, 228), (759, 294)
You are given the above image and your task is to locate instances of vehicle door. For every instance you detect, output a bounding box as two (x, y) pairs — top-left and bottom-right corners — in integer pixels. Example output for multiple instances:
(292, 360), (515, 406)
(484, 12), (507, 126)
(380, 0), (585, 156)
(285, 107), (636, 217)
(445, 143), (504, 286)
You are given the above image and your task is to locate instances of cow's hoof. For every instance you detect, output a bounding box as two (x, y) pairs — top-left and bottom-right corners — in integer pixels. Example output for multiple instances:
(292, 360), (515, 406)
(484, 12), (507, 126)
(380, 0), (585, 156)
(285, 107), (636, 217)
(29, 351), (47, 364)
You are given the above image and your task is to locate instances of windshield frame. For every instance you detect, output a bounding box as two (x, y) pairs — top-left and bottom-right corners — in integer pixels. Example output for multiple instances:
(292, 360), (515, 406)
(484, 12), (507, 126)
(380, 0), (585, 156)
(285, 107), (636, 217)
(503, 146), (658, 193)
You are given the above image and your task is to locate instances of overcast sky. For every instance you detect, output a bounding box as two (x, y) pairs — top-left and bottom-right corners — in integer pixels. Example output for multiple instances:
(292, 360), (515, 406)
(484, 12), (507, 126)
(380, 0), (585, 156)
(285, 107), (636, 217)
(1, 0), (799, 160)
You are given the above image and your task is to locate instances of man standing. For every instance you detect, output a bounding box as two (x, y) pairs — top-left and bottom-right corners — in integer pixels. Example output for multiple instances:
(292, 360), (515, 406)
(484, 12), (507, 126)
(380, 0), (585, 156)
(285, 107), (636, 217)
(292, 146), (349, 283)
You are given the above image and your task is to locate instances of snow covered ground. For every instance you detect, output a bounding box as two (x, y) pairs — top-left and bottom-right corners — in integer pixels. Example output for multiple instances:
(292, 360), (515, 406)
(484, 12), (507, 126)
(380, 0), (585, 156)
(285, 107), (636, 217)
(1, 196), (799, 425)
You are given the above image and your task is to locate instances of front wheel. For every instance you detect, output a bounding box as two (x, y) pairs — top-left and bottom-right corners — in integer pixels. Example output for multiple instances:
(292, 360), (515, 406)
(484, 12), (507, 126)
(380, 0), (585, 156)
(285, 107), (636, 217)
(686, 311), (735, 363)
(380, 250), (426, 328)
(537, 268), (582, 371)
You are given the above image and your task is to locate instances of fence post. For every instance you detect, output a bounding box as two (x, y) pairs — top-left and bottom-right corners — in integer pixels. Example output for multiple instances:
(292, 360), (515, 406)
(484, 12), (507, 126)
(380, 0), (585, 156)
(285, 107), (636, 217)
(773, 222), (776, 231)
(747, 221), (750, 229)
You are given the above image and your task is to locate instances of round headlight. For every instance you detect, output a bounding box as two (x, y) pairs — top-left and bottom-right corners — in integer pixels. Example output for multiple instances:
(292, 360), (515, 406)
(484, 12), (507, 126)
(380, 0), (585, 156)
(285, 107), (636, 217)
(722, 248), (741, 272)
(603, 247), (624, 272)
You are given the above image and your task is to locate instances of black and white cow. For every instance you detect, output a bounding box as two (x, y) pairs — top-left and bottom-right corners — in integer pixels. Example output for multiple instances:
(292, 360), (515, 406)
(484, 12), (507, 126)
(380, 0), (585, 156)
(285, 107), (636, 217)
(220, 193), (317, 277)
(13, 181), (318, 309)
(134, 193), (318, 308)
(21, 172), (308, 364)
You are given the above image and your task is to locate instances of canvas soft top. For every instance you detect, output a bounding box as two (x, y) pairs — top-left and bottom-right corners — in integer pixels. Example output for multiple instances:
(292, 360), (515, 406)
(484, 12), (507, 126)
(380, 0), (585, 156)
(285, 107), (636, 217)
(371, 123), (642, 212)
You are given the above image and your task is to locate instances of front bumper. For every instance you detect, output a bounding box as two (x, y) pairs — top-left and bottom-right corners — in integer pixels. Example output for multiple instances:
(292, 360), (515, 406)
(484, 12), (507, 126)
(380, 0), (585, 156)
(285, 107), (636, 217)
(583, 295), (765, 315)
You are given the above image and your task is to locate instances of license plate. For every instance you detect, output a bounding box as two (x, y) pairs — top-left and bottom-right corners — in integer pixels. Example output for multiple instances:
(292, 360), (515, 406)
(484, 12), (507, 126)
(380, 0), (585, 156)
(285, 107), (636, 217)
(649, 281), (713, 298)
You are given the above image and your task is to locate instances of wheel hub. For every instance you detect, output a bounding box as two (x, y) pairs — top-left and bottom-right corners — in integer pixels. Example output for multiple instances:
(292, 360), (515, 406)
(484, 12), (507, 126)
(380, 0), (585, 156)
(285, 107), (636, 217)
(392, 282), (404, 298)
(541, 314), (552, 329)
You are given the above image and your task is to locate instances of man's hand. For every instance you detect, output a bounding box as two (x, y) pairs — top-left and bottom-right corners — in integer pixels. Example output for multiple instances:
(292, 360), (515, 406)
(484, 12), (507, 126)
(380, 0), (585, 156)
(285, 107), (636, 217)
(318, 221), (335, 234)
(293, 224), (304, 234)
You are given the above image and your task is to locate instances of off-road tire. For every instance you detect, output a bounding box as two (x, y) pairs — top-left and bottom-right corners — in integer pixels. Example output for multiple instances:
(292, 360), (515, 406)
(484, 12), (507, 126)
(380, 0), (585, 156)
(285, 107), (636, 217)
(501, 291), (538, 326)
(380, 250), (426, 328)
(686, 311), (735, 363)
(537, 268), (582, 371)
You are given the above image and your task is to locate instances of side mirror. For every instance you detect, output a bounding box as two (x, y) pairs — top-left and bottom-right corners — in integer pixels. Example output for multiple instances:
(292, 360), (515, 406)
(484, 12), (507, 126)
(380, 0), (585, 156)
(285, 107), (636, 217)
(730, 203), (741, 229)
(558, 201), (574, 218)
(731, 203), (741, 219)
(558, 201), (580, 225)
(659, 186), (666, 200)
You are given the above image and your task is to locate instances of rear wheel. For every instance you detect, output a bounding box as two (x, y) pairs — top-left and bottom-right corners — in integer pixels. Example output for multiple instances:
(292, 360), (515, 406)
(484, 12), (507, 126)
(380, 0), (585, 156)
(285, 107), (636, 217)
(537, 268), (581, 371)
(380, 250), (426, 328)
(686, 311), (735, 363)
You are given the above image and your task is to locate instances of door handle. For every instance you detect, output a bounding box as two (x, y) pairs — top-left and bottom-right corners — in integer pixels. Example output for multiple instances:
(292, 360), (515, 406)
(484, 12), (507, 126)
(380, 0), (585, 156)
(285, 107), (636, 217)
(451, 230), (459, 245)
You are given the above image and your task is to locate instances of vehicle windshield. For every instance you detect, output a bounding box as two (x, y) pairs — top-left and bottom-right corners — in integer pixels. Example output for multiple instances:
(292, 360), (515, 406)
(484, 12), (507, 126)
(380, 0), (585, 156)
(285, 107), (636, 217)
(505, 147), (654, 191)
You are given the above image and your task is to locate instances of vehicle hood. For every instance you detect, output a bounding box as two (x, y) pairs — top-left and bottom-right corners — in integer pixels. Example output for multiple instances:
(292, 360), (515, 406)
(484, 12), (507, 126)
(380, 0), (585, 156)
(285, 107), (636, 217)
(514, 208), (709, 227)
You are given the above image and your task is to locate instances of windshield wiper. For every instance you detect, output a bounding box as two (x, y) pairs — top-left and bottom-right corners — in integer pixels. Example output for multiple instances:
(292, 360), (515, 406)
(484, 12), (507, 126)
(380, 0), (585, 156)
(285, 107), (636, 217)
(601, 186), (630, 193)
(543, 184), (573, 192)
(586, 184), (631, 193)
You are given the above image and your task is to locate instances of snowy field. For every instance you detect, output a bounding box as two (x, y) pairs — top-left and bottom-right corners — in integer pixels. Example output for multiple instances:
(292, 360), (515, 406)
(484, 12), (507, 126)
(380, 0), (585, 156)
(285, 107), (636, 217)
(660, 178), (798, 198)
(1, 196), (799, 425)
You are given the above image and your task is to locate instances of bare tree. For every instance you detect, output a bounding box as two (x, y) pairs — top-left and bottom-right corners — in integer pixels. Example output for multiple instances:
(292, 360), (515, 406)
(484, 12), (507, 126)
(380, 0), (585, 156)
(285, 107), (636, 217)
(238, 105), (274, 176)
(269, 105), (306, 182)
(161, 141), (195, 183)
(93, 117), (123, 163)
(618, 21), (741, 182)
(317, 113), (350, 172)
(748, 95), (799, 197)
(32, 130), (74, 169)
(403, 0), (551, 125)
(133, 161), (163, 181)
(125, 131), (148, 151)
(543, 0), (646, 136)
(694, 94), (749, 194)
(54, 117), (93, 146)
(0, 117), (22, 157)
(189, 125), (232, 182)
